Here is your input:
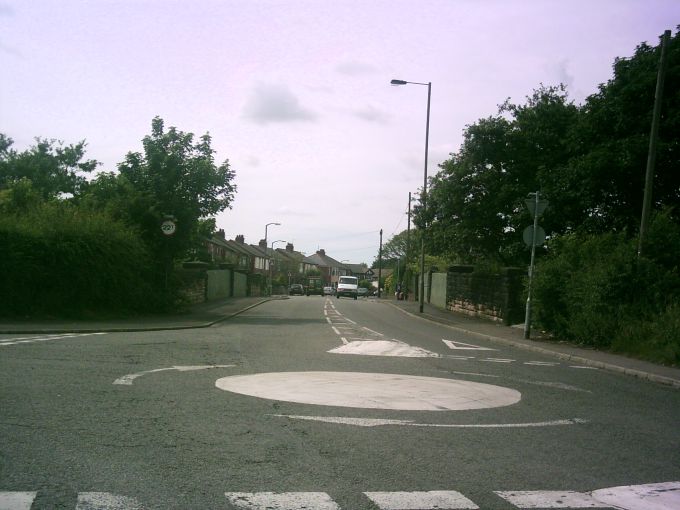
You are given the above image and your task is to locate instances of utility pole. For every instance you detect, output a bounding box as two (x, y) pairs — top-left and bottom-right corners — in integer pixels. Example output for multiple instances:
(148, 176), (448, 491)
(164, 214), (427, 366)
(406, 192), (411, 294)
(638, 29), (671, 258)
(378, 229), (383, 298)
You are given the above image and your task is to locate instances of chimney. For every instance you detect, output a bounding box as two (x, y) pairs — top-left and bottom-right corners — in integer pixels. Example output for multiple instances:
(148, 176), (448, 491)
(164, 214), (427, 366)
(235, 234), (244, 244)
(217, 229), (225, 240)
(317, 249), (325, 257)
(259, 239), (267, 249)
(286, 243), (294, 252)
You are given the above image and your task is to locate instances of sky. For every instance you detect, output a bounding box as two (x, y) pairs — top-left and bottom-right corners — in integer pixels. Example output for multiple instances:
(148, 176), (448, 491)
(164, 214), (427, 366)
(1, 1), (678, 265)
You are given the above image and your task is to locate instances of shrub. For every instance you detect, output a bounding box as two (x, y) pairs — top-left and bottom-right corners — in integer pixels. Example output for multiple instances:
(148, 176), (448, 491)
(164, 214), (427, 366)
(0, 202), (167, 317)
(532, 213), (680, 364)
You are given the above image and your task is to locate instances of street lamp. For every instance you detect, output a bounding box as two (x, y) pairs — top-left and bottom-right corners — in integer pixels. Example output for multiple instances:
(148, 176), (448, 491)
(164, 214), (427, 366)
(391, 78), (431, 313)
(269, 239), (285, 295)
(264, 222), (281, 295)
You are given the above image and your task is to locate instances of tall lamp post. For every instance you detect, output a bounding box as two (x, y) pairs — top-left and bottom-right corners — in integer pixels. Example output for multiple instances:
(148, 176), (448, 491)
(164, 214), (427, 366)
(264, 222), (281, 296)
(391, 79), (431, 313)
(269, 239), (285, 295)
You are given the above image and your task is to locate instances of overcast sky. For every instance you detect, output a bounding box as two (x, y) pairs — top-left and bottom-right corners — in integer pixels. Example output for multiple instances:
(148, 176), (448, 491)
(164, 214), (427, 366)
(1, 1), (677, 264)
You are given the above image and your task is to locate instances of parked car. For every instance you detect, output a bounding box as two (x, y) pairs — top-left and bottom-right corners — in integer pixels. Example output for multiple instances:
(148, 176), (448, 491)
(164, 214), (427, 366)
(323, 286), (335, 295)
(289, 284), (304, 295)
(357, 287), (369, 297)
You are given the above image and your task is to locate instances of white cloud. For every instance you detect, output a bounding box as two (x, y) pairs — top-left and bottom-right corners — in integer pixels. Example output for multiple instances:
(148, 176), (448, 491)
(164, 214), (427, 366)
(352, 105), (391, 124)
(242, 83), (317, 124)
(335, 60), (377, 76)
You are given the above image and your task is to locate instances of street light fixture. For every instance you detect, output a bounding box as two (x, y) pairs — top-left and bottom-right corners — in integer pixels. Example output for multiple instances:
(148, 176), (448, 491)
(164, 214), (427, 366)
(391, 78), (431, 313)
(264, 222), (281, 295)
(269, 239), (286, 296)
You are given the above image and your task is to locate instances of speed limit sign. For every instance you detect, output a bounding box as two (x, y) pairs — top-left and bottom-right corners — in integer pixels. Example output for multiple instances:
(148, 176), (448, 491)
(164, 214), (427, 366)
(161, 220), (176, 236)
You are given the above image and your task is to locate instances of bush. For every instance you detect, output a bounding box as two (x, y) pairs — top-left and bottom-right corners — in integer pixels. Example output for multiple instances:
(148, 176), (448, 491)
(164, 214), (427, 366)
(0, 202), (167, 317)
(532, 213), (680, 365)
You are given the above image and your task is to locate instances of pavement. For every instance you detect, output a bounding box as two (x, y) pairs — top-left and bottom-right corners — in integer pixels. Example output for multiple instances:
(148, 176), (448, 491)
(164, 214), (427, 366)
(2, 295), (679, 389)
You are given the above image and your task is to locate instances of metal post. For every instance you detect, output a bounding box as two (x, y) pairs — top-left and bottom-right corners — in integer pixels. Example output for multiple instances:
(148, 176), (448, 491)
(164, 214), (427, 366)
(378, 229), (383, 298)
(524, 191), (540, 339)
(419, 82), (431, 313)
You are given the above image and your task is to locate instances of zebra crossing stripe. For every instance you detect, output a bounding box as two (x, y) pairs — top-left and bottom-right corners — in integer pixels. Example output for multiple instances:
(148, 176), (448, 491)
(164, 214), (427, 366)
(76, 492), (144, 509)
(0, 492), (36, 510)
(494, 491), (610, 508)
(225, 492), (340, 509)
(364, 490), (479, 509)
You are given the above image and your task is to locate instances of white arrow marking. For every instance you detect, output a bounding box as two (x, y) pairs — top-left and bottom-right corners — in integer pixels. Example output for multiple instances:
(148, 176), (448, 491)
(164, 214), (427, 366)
(443, 339), (496, 351)
(365, 490), (479, 509)
(113, 365), (234, 385)
(0, 492), (36, 510)
(273, 415), (587, 428)
(225, 492), (340, 509)
(76, 492), (144, 509)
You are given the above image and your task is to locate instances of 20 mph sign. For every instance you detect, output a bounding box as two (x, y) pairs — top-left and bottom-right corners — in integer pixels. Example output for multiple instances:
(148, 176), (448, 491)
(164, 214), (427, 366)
(161, 220), (176, 236)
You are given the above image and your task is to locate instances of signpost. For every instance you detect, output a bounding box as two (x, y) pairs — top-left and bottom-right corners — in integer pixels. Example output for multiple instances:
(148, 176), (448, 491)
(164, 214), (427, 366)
(523, 192), (548, 339)
(160, 220), (176, 236)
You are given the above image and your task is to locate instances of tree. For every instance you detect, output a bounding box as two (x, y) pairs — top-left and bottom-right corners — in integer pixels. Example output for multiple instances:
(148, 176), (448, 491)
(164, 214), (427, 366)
(420, 85), (579, 266)
(0, 134), (98, 199)
(372, 230), (412, 268)
(116, 117), (236, 262)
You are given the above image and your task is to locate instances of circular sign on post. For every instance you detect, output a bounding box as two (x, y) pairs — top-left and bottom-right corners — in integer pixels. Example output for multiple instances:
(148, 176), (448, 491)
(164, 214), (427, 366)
(161, 220), (176, 236)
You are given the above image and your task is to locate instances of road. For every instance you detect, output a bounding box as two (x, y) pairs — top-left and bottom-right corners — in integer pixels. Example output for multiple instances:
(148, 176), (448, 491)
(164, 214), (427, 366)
(1, 296), (679, 509)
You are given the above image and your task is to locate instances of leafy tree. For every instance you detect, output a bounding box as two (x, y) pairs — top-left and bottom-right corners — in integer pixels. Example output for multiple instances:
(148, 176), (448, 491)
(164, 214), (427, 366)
(0, 134), (98, 199)
(420, 85), (579, 266)
(116, 117), (236, 263)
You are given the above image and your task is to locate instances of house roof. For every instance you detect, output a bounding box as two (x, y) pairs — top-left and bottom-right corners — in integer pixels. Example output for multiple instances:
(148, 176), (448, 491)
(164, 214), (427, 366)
(303, 250), (343, 268)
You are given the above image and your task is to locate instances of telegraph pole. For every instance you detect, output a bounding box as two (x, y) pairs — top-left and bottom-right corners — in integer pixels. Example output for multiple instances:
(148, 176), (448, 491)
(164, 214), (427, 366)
(378, 229), (383, 298)
(638, 29), (671, 257)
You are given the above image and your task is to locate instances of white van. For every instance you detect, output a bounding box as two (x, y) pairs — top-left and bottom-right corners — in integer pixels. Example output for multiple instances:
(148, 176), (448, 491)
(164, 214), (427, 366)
(336, 276), (358, 299)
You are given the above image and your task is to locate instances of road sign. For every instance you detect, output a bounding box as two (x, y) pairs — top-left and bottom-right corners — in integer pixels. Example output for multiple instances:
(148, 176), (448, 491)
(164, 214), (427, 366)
(523, 225), (546, 247)
(161, 220), (176, 236)
(525, 198), (549, 218)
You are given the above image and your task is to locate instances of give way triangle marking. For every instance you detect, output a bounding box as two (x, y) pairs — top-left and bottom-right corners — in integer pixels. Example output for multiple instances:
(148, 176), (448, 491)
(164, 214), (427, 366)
(443, 339), (496, 351)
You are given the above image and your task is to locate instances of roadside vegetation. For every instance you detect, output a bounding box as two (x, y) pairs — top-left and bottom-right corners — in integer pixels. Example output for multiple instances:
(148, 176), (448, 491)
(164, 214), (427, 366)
(0, 118), (236, 318)
(377, 30), (680, 365)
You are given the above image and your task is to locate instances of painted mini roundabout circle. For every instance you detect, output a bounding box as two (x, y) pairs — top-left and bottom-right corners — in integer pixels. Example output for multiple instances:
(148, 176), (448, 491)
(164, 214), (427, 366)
(215, 371), (521, 411)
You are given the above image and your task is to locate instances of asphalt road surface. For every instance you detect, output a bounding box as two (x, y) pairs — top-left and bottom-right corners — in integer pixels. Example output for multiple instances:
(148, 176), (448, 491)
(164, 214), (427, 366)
(2, 297), (679, 509)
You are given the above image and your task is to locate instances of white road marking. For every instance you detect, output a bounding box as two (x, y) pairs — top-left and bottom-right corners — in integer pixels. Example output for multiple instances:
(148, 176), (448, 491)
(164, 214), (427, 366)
(447, 355), (476, 360)
(481, 358), (515, 363)
(216, 371), (521, 410)
(362, 326), (384, 336)
(0, 492), (36, 510)
(225, 491), (340, 509)
(114, 365), (234, 385)
(340, 337), (349, 345)
(591, 481), (680, 510)
(495, 490), (609, 508)
(0, 332), (106, 347)
(331, 326), (341, 335)
(76, 492), (144, 509)
(273, 415), (588, 428)
(524, 361), (560, 366)
(365, 490), (479, 509)
(328, 340), (440, 358)
(443, 339), (496, 351)
(570, 366), (600, 370)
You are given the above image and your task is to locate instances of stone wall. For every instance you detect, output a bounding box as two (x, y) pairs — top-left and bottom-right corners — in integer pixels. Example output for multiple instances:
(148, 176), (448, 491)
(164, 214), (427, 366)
(446, 266), (524, 325)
